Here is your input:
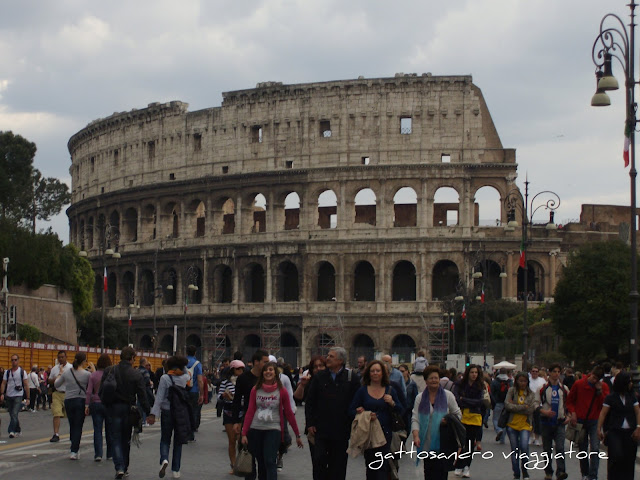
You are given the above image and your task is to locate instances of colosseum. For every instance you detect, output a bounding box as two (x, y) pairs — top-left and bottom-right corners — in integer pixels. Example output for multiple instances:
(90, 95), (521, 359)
(66, 73), (576, 368)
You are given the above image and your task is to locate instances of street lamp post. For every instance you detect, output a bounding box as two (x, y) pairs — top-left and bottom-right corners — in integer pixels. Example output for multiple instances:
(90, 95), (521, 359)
(504, 180), (559, 371)
(126, 288), (135, 346)
(591, 2), (639, 388)
(182, 265), (199, 354)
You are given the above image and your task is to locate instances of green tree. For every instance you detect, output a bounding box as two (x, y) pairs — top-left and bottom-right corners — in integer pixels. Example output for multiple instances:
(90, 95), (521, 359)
(18, 324), (41, 342)
(552, 240), (636, 364)
(78, 311), (127, 349)
(0, 131), (36, 223)
(27, 170), (71, 234)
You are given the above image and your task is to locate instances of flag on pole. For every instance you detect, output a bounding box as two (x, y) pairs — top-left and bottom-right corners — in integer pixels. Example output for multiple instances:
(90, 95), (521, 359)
(519, 238), (526, 269)
(481, 286), (485, 304)
(461, 304), (467, 320)
(103, 267), (108, 292)
(624, 121), (631, 168)
(450, 317), (455, 330)
(128, 311), (132, 327)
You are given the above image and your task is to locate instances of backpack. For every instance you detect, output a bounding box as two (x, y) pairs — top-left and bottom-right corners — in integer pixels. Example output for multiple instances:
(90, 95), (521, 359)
(186, 360), (200, 389)
(99, 365), (120, 406)
(168, 375), (195, 445)
(497, 380), (510, 403)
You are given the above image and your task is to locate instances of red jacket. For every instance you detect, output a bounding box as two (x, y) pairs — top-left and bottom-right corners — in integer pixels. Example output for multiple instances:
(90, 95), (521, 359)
(566, 377), (609, 421)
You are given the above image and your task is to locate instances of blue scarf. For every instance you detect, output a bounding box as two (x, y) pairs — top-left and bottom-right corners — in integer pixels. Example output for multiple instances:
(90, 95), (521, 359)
(417, 386), (448, 458)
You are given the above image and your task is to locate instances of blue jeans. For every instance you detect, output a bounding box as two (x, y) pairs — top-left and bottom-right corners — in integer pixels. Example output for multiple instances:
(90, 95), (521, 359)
(5, 395), (23, 434)
(506, 427), (530, 478)
(541, 423), (566, 476)
(248, 428), (280, 480)
(90, 402), (112, 459)
(64, 398), (86, 454)
(160, 409), (182, 473)
(577, 420), (599, 480)
(493, 402), (505, 441)
(107, 402), (132, 473)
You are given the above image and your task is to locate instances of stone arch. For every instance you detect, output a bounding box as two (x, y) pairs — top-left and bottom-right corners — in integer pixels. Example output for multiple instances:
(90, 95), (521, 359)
(188, 199), (206, 237)
(354, 261), (375, 301)
(159, 334), (174, 353)
(87, 216), (94, 249)
(122, 271), (135, 307)
(354, 188), (376, 226)
(351, 333), (375, 366)
(318, 189), (337, 229)
(473, 259), (503, 299)
(188, 267), (203, 304)
(517, 260), (545, 301)
(139, 335), (153, 350)
(283, 191), (300, 230)
(316, 261), (336, 301)
(97, 213), (106, 247)
(107, 272), (118, 307)
(123, 207), (138, 242)
(281, 332), (299, 367)
(313, 333), (334, 356)
(244, 193), (267, 234)
(186, 334), (202, 358)
(242, 334), (262, 361)
(276, 261), (299, 302)
(244, 263), (265, 302)
(163, 201), (180, 238)
(109, 210), (120, 230)
(432, 260), (460, 300)
(211, 264), (233, 303)
(473, 185), (502, 226)
(392, 260), (416, 301)
(213, 196), (235, 235)
(433, 186), (460, 226)
(140, 269), (154, 306)
(141, 204), (156, 241)
(162, 268), (177, 305)
(79, 219), (86, 250)
(391, 334), (416, 363)
(393, 187), (417, 227)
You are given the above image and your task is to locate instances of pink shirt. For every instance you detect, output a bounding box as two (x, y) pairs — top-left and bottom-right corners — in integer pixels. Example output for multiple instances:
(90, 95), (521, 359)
(85, 370), (104, 406)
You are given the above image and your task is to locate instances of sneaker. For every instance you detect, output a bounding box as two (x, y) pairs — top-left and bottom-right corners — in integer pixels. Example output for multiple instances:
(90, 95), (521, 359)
(557, 473), (568, 480)
(277, 453), (283, 472)
(535, 438), (542, 446)
(454, 469), (463, 477)
(69, 452), (78, 460)
(462, 466), (471, 478)
(124, 472), (129, 477)
(496, 431), (503, 442)
(50, 434), (60, 442)
(8, 432), (15, 438)
(95, 457), (102, 462)
(172, 472), (181, 479)
(115, 472), (125, 479)
(159, 459), (169, 478)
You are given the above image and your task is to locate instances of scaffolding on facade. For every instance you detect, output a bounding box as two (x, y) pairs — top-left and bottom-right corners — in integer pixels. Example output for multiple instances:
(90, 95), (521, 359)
(260, 322), (282, 357)
(423, 314), (449, 366)
(317, 315), (345, 354)
(203, 322), (228, 367)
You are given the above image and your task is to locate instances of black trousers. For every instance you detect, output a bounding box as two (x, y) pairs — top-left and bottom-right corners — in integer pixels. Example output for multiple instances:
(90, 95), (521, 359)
(606, 427), (637, 480)
(313, 435), (349, 480)
(423, 457), (448, 480)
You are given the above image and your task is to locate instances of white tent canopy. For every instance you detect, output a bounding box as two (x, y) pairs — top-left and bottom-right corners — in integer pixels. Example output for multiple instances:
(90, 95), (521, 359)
(493, 361), (517, 369)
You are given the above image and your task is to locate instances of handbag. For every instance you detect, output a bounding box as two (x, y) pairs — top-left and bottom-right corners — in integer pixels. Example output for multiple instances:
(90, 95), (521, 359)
(386, 387), (406, 432)
(566, 387), (598, 445)
(497, 406), (510, 429)
(482, 385), (491, 409)
(233, 443), (253, 477)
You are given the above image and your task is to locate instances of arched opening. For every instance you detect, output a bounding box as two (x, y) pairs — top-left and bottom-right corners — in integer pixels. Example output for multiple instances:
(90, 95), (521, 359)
(318, 190), (337, 229)
(188, 267), (203, 305)
(315, 333), (334, 357)
(159, 334), (174, 354)
(221, 198), (235, 234)
(250, 194), (267, 233)
(517, 261), (544, 301)
(354, 261), (375, 301)
(107, 272), (118, 307)
(162, 268), (177, 305)
(141, 204), (156, 241)
(194, 200), (206, 237)
(473, 259), (503, 299)
(242, 334), (262, 361)
(354, 188), (376, 226)
(139, 335), (153, 350)
(284, 192), (300, 230)
(87, 216), (94, 249)
(317, 262), (336, 301)
(140, 269), (154, 307)
(79, 219), (86, 250)
(391, 334), (416, 363)
(123, 207), (138, 242)
(97, 214), (106, 247)
(433, 187), (460, 226)
(122, 271), (135, 307)
(474, 186), (502, 226)
(351, 334), (375, 366)
(246, 264), (265, 303)
(164, 202), (180, 238)
(186, 334), (202, 359)
(432, 260), (460, 300)
(393, 187), (417, 227)
(277, 261), (299, 302)
(392, 261), (416, 301)
(281, 333), (299, 368)
(212, 265), (233, 303)
(109, 210), (120, 232)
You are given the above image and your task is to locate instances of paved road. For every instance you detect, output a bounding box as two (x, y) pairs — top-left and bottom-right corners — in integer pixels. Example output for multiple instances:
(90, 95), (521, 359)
(0, 405), (637, 479)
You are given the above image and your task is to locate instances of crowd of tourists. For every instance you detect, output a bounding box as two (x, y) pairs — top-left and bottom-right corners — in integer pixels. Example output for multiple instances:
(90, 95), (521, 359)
(1, 348), (639, 480)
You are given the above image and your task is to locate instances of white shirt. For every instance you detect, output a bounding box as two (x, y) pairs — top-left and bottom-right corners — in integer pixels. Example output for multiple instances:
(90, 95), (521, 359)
(279, 373), (296, 413)
(529, 376), (546, 401)
(50, 362), (72, 393)
(28, 371), (39, 389)
(4, 367), (28, 398)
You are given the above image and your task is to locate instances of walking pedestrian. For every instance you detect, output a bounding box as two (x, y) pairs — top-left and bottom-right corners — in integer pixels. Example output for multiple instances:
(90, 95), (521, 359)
(218, 359), (245, 474)
(597, 371), (640, 480)
(147, 355), (191, 479)
(28, 366), (39, 412)
(453, 364), (485, 478)
(241, 361), (303, 480)
(54, 352), (94, 459)
(539, 363), (569, 480)
(411, 365), (462, 480)
(38, 367), (48, 410)
(349, 359), (402, 479)
(85, 353), (113, 462)
(0, 353), (29, 438)
(566, 366), (609, 480)
(103, 346), (151, 479)
(490, 367), (512, 444)
(528, 365), (546, 446)
(186, 345), (203, 440)
(504, 372), (539, 480)
(305, 347), (361, 480)
(399, 364), (418, 437)
(137, 357), (154, 426)
(48, 350), (71, 443)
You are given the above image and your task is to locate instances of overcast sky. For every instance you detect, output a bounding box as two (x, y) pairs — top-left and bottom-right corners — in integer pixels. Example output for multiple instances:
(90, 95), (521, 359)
(0, 0), (633, 241)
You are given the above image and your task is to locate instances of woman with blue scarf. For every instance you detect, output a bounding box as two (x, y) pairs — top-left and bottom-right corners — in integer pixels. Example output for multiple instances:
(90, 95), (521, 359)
(412, 365), (461, 480)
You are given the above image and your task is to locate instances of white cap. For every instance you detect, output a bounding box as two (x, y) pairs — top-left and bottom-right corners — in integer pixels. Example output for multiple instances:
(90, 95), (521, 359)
(268, 355), (277, 363)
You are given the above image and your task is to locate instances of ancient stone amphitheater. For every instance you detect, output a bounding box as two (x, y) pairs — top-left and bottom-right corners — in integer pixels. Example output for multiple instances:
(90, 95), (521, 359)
(66, 74), (567, 367)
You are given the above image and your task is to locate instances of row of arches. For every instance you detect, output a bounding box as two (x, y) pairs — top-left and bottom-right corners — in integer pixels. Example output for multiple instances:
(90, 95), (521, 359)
(95, 258), (546, 307)
(72, 185), (508, 248)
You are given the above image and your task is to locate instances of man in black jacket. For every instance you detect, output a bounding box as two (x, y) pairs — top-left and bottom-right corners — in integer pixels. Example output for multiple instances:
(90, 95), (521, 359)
(305, 347), (360, 480)
(105, 346), (151, 479)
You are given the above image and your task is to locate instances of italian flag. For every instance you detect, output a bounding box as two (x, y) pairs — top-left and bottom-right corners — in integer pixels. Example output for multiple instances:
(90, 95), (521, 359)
(103, 267), (108, 292)
(624, 121), (631, 168)
(481, 286), (485, 304)
(450, 317), (455, 330)
(519, 238), (526, 269)
(128, 311), (132, 327)
(461, 304), (467, 320)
